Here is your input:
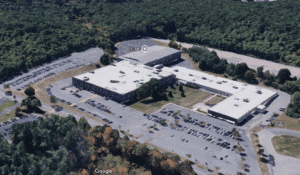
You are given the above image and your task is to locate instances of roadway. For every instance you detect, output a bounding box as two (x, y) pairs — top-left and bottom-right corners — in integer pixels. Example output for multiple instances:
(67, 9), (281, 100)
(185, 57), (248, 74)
(150, 38), (300, 78)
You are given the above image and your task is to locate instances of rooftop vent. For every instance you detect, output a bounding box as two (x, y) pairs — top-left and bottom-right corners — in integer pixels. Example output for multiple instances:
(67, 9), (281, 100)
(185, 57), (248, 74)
(233, 86), (238, 89)
(89, 71), (94, 74)
(202, 77), (207, 80)
(110, 80), (119, 83)
(189, 74), (193, 76)
(243, 98), (249, 102)
(156, 69), (162, 72)
(134, 70), (139, 73)
(234, 98), (239, 100)
(243, 84), (248, 86)
(192, 79), (195, 81)
(147, 74), (152, 77)
(153, 72), (159, 74)
(174, 69), (179, 72)
(83, 78), (89, 81)
(234, 104), (239, 107)
(222, 80), (227, 83)
(217, 81), (222, 84)
(209, 80), (213, 82)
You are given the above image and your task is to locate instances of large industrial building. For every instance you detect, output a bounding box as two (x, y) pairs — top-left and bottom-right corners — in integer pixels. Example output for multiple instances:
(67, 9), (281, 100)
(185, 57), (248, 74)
(118, 45), (181, 66)
(72, 60), (175, 103)
(162, 66), (278, 124)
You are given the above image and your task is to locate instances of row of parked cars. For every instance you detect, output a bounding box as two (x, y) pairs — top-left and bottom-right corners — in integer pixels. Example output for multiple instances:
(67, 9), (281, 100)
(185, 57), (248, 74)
(162, 109), (236, 138)
(10, 59), (76, 89)
(82, 99), (113, 124)
(144, 114), (165, 123)
(85, 99), (111, 114)
(172, 124), (236, 150)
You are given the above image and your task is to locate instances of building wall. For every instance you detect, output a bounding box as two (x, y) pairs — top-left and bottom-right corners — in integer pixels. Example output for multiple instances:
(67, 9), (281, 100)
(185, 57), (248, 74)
(72, 74), (176, 104)
(146, 51), (181, 66)
(207, 110), (238, 123)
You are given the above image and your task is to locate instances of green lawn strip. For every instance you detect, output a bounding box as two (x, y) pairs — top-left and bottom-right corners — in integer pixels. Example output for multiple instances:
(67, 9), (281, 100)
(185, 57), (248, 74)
(0, 100), (17, 113)
(204, 95), (226, 106)
(0, 110), (25, 123)
(272, 135), (300, 158)
(130, 85), (213, 114)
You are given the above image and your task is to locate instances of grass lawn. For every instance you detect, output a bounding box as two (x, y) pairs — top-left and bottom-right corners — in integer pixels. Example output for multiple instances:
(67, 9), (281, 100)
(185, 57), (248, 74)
(0, 110), (26, 123)
(204, 95), (226, 106)
(267, 113), (300, 131)
(0, 100), (17, 113)
(271, 135), (300, 158)
(130, 84), (213, 114)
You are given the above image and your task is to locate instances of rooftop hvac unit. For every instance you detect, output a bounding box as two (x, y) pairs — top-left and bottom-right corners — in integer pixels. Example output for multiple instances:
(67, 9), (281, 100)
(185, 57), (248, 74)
(189, 74), (193, 76)
(156, 69), (162, 72)
(89, 71), (94, 74)
(257, 90), (262, 94)
(83, 78), (89, 81)
(243, 98), (249, 102)
(120, 70), (125, 74)
(222, 80), (227, 83)
(202, 77), (207, 80)
(234, 98), (239, 100)
(134, 70), (139, 73)
(243, 83), (247, 86)
(217, 81), (222, 84)
(233, 86), (238, 89)
(174, 69), (179, 72)
(153, 72), (159, 74)
(234, 104), (239, 107)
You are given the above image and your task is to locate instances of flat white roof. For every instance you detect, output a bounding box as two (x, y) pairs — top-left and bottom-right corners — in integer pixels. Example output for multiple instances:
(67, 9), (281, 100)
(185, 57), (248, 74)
(162, 66), (278, 120)
(73, 60), (173, 94)
(118, 45), (180, 64)
(162, 66), (248, 94)
(210, 86), (277, 119)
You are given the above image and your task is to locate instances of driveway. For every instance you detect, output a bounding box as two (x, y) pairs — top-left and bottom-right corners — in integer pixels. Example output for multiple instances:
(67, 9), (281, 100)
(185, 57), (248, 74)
(257, 129), (300, 175)
(151, 38), (300, 78)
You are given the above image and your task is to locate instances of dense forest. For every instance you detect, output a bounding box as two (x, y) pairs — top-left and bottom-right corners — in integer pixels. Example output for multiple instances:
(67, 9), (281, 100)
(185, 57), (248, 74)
(1, 0), (300, 83)
(0, 114), (196, 175)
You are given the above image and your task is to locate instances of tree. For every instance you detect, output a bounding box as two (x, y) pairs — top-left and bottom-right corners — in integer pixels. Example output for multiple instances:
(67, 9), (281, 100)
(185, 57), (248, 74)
(244, 70), (255, 83)
(277, 68), (291, 84)
(77, 117), (91, 131)
(3, 84), (9, 89)
(100, 53), (111, 65)
(31, 99), (42, 111)
(234, 63), (249, 77)
(168, 91), (173, 97)
(168, 40), (179, 50)
(15, 107), (21, 116)
(24, 86), (35, 96)
(181, 91), (185, 97)
(95, 63), (101, 68)
(258, 149), (264, 155)
(199, 59), (207, 71)
(257, 66), (264, 79)
(50, 95), (57, 103)
(175, 119), (179, 126)
(136, 78), (166, 100)
(179, 84), (183, 92)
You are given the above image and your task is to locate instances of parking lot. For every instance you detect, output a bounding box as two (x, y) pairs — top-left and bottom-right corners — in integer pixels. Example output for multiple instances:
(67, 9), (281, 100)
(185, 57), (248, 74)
(1, 47), (103, 91)
(0, 114), (43, 142)
(48, 76), (258, 174)
(141, 103), (260, 175)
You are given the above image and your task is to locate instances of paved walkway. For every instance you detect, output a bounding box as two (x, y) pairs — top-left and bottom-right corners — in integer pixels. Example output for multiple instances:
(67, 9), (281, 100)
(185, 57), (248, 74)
(257, 129), (300, 175)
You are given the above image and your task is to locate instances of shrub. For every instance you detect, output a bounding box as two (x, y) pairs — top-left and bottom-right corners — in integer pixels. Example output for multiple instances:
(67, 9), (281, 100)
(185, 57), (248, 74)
(95, 63), (101, 68)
